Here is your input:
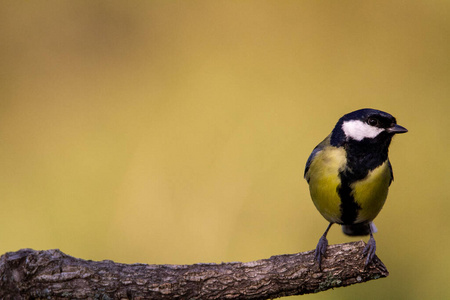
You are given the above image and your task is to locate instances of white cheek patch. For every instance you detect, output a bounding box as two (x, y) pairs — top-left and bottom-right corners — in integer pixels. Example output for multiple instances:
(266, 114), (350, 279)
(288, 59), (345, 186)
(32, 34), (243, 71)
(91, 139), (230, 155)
(342, 120), (384, 141)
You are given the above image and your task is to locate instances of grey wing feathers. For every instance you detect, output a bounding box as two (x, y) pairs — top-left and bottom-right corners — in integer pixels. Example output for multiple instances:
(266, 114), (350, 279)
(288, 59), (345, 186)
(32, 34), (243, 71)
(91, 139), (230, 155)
(388, 160), (394, 185)
(304, 134), (331, 180)
(304, 146), (322, 178)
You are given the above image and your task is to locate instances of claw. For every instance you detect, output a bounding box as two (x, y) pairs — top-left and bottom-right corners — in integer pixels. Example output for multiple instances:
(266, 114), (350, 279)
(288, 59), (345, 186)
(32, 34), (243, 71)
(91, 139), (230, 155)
(314, 235), (328, 267)
(314, 223), (333, 269)
(363, 233), (377, 267)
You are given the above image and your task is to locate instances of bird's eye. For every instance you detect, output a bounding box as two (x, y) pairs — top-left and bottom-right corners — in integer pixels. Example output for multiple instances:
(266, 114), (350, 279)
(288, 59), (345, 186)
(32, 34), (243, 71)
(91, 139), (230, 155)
(367, 117), (379, 127)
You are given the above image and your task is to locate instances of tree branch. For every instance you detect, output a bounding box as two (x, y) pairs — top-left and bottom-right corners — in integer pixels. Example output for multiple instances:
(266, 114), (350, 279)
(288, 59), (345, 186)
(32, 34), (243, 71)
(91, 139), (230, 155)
(0, 241), (388, 299)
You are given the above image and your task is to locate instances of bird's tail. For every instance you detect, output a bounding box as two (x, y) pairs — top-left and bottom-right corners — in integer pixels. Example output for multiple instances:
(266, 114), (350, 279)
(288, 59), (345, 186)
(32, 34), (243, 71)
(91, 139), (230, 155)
(342, 222), (377, 236)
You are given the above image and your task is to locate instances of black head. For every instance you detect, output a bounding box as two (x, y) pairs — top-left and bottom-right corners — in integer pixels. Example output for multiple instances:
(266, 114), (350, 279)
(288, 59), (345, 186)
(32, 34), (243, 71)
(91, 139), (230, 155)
(330, 108), (407, 147)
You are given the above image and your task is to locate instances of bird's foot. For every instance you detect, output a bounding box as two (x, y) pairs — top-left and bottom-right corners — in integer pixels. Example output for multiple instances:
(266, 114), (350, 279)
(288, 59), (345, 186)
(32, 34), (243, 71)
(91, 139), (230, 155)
(314, 235), (328, 268)
(362, 234), (377, 267)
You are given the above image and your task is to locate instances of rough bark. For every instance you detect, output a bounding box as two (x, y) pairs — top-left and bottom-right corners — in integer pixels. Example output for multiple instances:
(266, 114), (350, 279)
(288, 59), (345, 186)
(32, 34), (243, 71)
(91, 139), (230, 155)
(0, 241), (388, 299)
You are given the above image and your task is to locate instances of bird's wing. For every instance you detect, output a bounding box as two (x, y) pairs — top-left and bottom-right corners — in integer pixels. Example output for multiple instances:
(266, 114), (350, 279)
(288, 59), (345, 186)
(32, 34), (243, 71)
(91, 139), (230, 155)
(388, 159), (394, 185)
(304, 134), (331, 180)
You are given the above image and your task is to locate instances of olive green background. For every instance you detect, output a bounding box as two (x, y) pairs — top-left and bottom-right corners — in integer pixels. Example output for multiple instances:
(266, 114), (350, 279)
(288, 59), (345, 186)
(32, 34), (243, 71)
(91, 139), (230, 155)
(1, 1), (449, 299)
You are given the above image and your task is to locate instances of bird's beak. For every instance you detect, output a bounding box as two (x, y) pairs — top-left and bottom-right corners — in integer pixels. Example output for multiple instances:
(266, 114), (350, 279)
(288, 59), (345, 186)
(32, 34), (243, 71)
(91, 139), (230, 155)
(387, 124), (408, 134)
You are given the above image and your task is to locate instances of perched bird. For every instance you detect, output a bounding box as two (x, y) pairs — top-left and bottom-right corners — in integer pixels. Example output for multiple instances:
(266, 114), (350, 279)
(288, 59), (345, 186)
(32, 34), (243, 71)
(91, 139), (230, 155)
(304, 108), (407, 267)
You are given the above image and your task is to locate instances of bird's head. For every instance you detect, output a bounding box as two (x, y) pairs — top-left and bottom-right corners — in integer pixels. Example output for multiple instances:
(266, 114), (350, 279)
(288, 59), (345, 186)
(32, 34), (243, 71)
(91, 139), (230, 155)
(330, 108), (408, 147)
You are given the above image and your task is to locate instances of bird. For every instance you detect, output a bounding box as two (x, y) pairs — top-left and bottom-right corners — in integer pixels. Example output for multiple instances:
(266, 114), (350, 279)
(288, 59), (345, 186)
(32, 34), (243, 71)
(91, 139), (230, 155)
(304, 108), (407, 268)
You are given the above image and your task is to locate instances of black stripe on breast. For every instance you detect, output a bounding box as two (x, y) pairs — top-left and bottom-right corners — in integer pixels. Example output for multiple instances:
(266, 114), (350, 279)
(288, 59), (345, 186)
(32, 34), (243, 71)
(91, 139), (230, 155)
(337, 171), (361, 224)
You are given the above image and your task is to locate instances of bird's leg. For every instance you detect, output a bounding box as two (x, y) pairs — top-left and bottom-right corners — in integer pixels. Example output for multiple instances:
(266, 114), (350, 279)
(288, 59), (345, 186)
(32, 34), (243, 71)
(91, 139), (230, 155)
(315, 223), (333, 268)
(363, 227), (377, 267)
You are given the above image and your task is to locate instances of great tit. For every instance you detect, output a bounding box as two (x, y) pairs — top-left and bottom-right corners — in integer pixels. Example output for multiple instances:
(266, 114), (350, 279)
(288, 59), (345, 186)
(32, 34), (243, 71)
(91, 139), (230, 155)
(304, 108), (407, 267)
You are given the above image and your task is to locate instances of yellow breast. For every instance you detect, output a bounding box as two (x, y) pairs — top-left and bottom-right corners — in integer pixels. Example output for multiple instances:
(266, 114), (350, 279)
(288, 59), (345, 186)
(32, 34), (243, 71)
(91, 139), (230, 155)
(351, 161), (391, 223)
(307, 145), (392, 224)
(306, 146), (347, 223)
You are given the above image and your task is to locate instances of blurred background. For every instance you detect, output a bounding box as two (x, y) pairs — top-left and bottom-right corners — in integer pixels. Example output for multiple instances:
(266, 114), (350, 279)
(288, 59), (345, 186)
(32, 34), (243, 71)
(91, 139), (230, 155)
(1, 1), (449, 299)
